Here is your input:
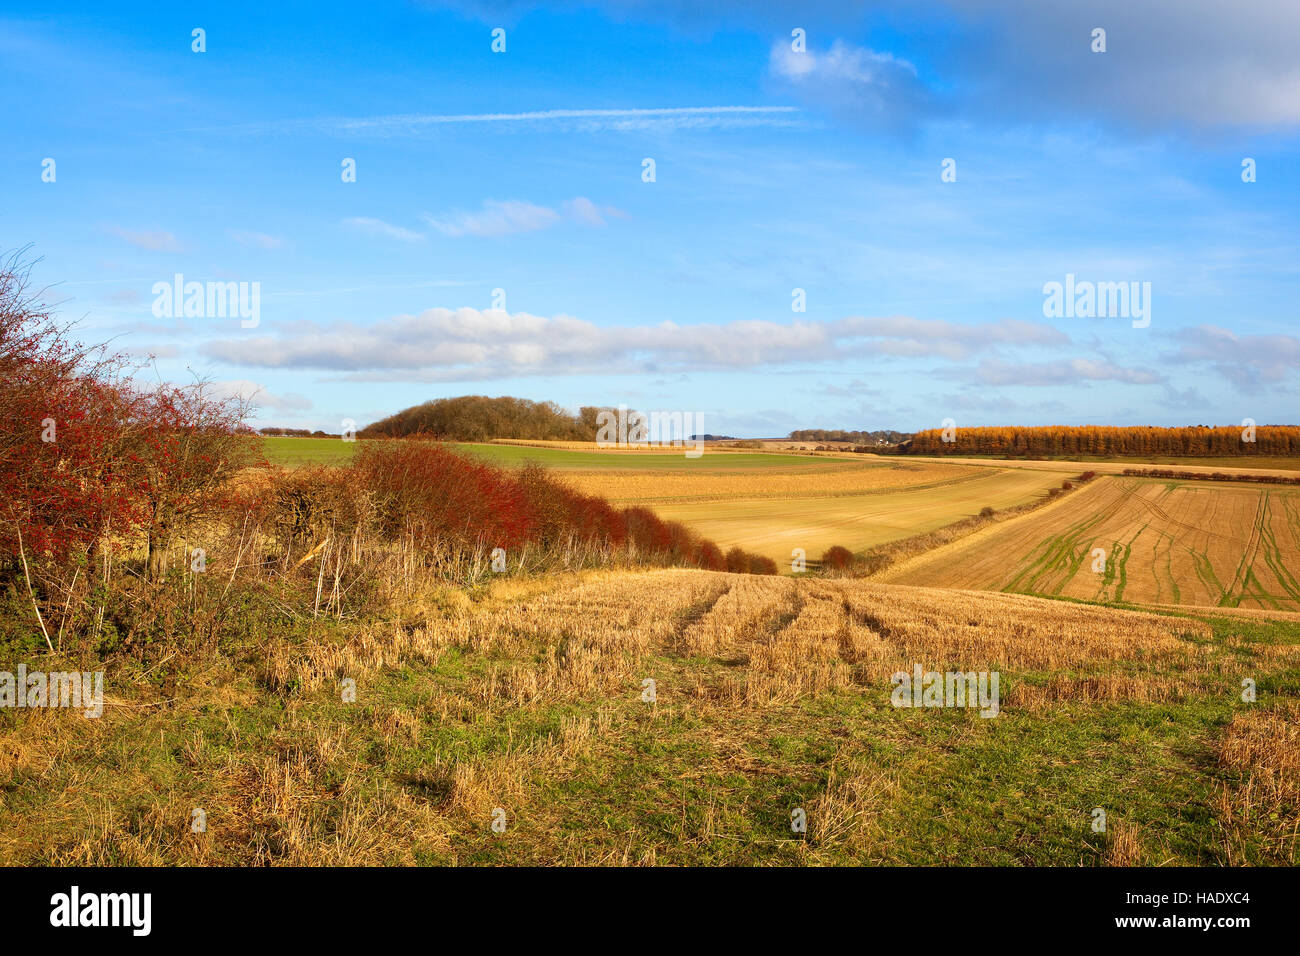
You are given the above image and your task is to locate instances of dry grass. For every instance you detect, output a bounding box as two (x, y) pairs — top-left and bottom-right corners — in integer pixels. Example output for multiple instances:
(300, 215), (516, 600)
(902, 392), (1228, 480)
(2, 566), (1294, 866)
(1216, 700), (1300, 863)
(806, 763), (894, 851)
(403, 570), (1238, 715)
(890, 453), (1300, 478)
(1103, 819), (1148, 866)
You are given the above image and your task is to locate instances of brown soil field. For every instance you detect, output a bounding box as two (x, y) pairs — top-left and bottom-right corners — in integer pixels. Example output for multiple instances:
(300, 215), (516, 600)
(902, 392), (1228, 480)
(881, 475), (1300, 611)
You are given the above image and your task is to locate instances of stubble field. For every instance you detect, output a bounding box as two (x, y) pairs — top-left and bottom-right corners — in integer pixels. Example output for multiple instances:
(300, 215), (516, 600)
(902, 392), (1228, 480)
(4, 568), (1295, 865)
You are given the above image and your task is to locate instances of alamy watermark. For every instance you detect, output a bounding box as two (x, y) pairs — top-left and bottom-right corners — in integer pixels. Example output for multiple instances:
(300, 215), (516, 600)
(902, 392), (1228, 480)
(1, 665), (103, 718)
(596, 405), (704, 458)
(152, 273), (260, 328)
(1042, 273), (1150, 328)
(50, 886), (150, 936)
(891, 665), (1000, 717)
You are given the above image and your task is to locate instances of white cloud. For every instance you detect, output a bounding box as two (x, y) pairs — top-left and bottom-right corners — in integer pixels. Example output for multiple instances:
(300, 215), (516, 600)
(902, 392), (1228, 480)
(969, 358), (1164, 387)
(201, 307), (1073, 381)
(834, 315), (1069, 360)
(771, 39), (918, 86)
(563, 197), (620, 226)
(1168, 325), (1300, 390)
(423, 197), (624, 238)
(341, 217), (425, 242)
(767, 2), (1300, 131)
(769, 39), (930, 132)
(229, 230), (286, 250)
(423, 200), (559, 239)
(962, 0), (1300, 128)
(211, 379), (313, 412)
(109, 227), (183, 252)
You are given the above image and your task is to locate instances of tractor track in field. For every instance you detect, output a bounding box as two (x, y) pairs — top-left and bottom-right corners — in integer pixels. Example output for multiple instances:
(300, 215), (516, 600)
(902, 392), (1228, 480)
(1220, 492), (1268, 607)
(1267, 498), (1300, 603)
(1004, 477), (1138, 594)
(1129, 484), (1244, 546)
(1252, 496), (1300, 606)
(879, 471), (1300, 612)
(670, 580), (734, 642)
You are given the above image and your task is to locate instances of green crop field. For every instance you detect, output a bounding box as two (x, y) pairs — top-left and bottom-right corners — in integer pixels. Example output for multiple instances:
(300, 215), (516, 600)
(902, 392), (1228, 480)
(261, 437), (812, 471)
(454, 442), (815, 471)
(261, 436), (357, 466)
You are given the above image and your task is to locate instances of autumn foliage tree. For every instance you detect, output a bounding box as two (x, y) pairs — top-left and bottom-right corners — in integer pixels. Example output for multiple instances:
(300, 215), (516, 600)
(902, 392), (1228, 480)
(902, 424), (1300, 458)
(347, 442), (771, 574)
(1, 251), (257, 599)
(0, 251), (140, 576)
(129, 383), (257, 581)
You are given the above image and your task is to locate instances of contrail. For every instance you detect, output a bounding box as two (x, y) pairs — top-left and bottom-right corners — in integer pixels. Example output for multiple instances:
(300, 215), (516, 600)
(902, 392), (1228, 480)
(183, 105), (801, 135)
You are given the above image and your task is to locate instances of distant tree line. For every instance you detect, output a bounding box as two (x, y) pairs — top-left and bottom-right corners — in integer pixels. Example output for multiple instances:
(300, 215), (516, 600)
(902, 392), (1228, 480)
(259, 427), (335, 437)
(359, 396), (621, 442)
(900, 425), (1300, 457)
(788, 429), (911, 444)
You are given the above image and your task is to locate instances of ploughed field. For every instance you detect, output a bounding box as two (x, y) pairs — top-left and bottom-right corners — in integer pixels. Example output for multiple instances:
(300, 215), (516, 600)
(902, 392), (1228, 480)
(3, 569), (1295, 865)
(883, 476), (1300, 612)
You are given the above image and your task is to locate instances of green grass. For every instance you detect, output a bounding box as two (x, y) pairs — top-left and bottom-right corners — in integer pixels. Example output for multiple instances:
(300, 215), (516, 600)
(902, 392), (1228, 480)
(260, 436), (834, 472)
(261, 435), (357, 466)
(452, 443), (840, 471)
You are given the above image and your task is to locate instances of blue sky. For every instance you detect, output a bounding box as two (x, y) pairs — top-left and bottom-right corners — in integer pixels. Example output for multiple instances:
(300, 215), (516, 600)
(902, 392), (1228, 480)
(3, 0), (1298, 435)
